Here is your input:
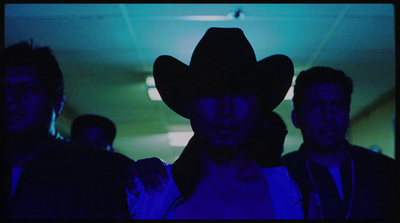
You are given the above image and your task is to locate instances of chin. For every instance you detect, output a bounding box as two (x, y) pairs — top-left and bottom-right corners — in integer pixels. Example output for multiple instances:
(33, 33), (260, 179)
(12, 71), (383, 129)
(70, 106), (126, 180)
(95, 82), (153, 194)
(204, 142), (240, 163)
(214, 139), (238, 147)
(314, 142), (341, 152)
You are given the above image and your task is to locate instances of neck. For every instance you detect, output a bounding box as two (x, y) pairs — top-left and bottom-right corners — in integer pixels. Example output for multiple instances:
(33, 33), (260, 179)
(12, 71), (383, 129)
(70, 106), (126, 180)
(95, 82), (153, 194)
(304, 141), (350, 168)
(199, 146), (261, 182)
(5, 132), (55, 167)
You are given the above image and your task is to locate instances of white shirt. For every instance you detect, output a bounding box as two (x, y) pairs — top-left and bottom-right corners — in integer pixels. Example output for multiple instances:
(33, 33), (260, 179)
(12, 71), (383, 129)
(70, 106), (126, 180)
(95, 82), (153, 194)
(11, 167), (23, 197)
(127, 165), (303, 219)
(328, 167), (344, 200)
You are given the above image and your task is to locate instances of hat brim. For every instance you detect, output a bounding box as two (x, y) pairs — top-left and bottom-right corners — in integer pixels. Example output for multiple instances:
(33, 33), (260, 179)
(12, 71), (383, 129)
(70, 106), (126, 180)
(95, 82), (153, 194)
(153, 54), (293, 119)
(256, 54), (294, 113)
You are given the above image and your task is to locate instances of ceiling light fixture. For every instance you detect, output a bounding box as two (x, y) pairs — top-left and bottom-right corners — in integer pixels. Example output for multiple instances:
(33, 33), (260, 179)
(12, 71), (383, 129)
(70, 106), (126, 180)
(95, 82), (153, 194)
(178, 8), (245, 21)
(227, 8), (245, 20)
(146, 76), (155, 87)
(147, 87), (162, 101)
(284, 76), (297, 100)
(146, 76), (162, 101)
(180, 15), (228, 21)
(167, 132), (194, 147)
(284, 86), (294, 100)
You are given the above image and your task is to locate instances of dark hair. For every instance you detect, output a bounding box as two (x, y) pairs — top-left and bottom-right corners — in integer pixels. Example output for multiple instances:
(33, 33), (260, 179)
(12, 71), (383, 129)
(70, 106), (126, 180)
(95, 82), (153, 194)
(249, 111), (287, 167)
(70, 114), (117, 144)
(3, 41), (64, 101)
(292, 66), (353, 111)
(257, 111), (287, 134)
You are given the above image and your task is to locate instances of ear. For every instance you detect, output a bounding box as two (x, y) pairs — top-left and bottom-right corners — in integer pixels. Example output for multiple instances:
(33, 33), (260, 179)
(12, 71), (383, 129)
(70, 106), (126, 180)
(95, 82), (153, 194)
(291, 109), (300, 129)
(54, 94), (65, 118)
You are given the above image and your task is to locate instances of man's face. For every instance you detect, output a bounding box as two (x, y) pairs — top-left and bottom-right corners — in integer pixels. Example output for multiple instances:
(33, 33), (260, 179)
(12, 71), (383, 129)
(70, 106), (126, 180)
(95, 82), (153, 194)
(187, 92), (260, 151)
(5, 66), (55, 139)
(292, 83), (350, 151)
(75, 126), (112, 150)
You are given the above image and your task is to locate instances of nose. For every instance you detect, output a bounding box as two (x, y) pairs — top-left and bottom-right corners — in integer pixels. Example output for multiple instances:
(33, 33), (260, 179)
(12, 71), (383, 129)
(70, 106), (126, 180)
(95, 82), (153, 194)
(322, 103), (334, 122)
(216, 95), (236, 119)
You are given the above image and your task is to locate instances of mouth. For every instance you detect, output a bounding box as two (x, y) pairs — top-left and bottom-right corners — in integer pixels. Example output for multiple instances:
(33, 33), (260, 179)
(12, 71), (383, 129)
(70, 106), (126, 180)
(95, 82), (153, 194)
(214, 126), (237, 134)
(6, 111), (26, 118)
(321, 129), (335, 136)
(215, 125), (236, 130)
(6, 104), (27, 116)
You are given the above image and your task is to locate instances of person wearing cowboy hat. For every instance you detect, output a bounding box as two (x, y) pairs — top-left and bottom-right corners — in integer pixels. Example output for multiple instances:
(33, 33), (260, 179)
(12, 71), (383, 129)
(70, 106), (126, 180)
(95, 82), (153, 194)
(127, 27), (317, 219)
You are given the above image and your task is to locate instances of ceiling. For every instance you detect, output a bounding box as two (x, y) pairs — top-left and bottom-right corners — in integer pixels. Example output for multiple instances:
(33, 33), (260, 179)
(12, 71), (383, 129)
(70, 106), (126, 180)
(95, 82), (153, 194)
(4, 3), (395, 163)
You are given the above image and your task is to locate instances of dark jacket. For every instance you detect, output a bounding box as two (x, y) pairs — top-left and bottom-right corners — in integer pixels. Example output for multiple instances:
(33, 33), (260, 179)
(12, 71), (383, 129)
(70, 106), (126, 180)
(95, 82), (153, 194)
(4, 139), (134, 219)
(281, 142), (397, 220)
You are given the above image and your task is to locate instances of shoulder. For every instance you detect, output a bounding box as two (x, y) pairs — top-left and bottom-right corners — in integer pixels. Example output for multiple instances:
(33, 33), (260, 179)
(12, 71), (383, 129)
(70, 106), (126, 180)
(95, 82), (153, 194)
(262, 166), (291, 176)
(281, 150), (300, 161)
(53, 139), (134, 171)
(69, 140), (131, 159)
(280, 150), (303, 168)
(128, 165), (181, 219)
(262, 167), (300, 197)
(348, 144), (396, 184)
(262, 166), (300, 189)
(349, 144), (395, 166)
(262, 167), (303, 219)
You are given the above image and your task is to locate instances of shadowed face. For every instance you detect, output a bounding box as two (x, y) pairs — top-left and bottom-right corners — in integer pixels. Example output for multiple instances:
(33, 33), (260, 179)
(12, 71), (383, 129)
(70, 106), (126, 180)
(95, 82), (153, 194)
(292, 83), (350, 151)
(187, 92), (260, 152)
(75, 126), (112, 150)
(5, 66), (55, 139)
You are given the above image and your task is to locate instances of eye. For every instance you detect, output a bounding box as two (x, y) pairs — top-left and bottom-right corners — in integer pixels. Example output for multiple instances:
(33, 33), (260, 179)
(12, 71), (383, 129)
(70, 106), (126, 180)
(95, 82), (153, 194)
(310, 101), (323, 109)
(23, 84), (42, 93)
(232, 90), (253, 98)
(233, 93), (246, 98)
(332, 101), (347, 110)
(4, 83), (12, 91)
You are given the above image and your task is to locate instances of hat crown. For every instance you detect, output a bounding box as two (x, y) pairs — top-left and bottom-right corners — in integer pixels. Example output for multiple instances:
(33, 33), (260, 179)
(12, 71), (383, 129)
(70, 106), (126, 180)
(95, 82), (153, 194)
(190, 27), (257, 75)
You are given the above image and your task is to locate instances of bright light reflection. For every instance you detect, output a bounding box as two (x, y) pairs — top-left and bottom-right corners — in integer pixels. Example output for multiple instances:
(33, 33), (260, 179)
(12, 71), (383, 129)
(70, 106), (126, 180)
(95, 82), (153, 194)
(179, 15), (232, 21)
(284, 86), (294, 100)
(284, 76), (296, 100)
(167, 132), (194, 147)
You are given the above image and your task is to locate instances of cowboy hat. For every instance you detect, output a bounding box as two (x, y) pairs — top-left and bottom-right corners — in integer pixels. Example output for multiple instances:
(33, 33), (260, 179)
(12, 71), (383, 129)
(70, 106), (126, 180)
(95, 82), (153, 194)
(153, 27), (293, 119)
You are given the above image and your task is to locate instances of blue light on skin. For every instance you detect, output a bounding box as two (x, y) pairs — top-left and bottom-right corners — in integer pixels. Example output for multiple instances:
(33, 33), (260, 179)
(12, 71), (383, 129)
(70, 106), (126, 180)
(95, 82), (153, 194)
(5, 65), (62, 165)
(5, 66), (57, 141)
(292, 83), (350, 153)
(186, 92), (260, 152)
(173, 92), (277, 219)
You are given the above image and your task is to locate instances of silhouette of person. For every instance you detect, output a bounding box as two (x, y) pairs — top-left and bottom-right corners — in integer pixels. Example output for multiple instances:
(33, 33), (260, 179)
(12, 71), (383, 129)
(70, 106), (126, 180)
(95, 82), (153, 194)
(71, 114), (117, 152)
(126, 27), (312, 219)
(248, 111), (288, 167)
(131, 112), (289, 193)
(281, 66), (396, 219)
(4, 41), (139, 219)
